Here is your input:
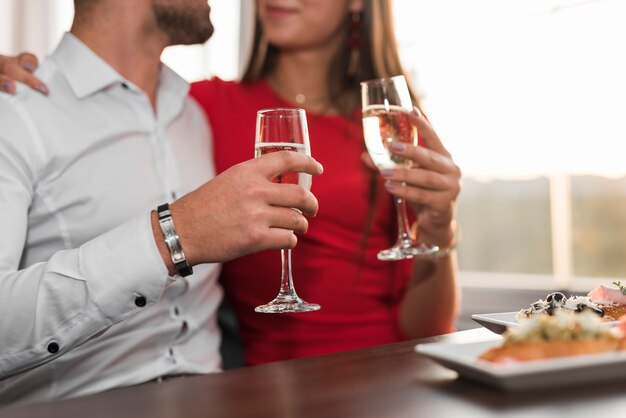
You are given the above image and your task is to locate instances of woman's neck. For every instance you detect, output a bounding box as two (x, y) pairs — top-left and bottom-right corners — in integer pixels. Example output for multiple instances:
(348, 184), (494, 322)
(268, 41), (342, 114)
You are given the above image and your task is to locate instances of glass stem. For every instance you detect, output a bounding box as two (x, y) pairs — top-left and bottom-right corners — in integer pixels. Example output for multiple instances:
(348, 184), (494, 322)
(278, 249), (298, 299)
(394, 197), (415, 245)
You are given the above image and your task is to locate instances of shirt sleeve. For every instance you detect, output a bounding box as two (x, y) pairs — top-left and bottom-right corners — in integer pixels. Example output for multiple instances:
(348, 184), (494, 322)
(0, 95), (169, 379)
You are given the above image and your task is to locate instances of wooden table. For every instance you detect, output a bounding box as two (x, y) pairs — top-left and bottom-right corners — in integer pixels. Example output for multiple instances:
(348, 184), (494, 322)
(3, 327), (626, 418)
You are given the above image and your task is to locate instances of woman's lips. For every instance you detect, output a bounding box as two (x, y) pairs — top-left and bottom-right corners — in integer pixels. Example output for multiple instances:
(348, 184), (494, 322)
(265, 5), (298, 17)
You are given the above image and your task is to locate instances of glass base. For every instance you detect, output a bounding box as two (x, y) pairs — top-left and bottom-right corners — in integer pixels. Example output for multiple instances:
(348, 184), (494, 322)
(255, 295), (321, 313)
(377, 241), (441, 261)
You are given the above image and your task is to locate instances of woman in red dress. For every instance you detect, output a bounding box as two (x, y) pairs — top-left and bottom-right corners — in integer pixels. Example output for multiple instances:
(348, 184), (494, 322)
(190, 0), (462, 365)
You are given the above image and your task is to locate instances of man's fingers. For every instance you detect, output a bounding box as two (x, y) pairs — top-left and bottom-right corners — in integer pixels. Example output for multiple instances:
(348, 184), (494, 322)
(255, 151), (324, 179)
(16, 52), (39, 73)
(267, 207), (310, 234)
(262, 228), (299, 250)
(264, 183), (319, 217)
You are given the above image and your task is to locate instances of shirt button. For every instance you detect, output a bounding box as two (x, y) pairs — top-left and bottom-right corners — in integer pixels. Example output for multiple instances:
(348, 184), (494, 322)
(135, 295), (147, 307)
(47, 342), (60, 354)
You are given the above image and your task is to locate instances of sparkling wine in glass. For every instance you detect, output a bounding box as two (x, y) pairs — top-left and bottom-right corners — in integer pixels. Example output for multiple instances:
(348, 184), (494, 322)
(361, 75), (442, 260)
(253, 108), (320, 313)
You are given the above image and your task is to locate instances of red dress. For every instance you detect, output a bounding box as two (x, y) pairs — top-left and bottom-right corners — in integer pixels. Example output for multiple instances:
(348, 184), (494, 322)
(190, 78), (413, 365)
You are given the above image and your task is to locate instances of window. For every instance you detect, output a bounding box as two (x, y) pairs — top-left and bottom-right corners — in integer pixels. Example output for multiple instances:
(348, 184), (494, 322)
(393, 0), (626, 289)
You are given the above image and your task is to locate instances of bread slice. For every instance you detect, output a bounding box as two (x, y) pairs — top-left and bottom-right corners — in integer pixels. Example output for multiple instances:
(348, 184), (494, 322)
(603, 305), (626, 320)
(480, 338), (624, 362)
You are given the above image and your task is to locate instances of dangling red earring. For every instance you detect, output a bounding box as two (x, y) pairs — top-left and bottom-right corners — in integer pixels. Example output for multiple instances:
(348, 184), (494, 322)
(347, 12), (361, 77)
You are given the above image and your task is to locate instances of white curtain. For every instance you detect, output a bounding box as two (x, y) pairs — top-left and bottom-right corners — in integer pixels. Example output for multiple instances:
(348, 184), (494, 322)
(0, 0), (247, 82)
(0, 0), (73, 58)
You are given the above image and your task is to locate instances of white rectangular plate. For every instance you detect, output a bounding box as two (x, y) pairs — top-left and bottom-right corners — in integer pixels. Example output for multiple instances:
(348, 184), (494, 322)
(415, 338), (626, 391)
(470, 312), (518, 334)
(471, 312), (620, 335)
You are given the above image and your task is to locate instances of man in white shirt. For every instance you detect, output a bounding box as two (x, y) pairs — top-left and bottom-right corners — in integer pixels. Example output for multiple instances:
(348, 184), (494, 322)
(0, 0), (322, 404)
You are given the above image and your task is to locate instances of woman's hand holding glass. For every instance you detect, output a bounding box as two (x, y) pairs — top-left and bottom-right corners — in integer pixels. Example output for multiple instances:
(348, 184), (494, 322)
(380, 109), (461, 256)
(361, 75), (460, 260)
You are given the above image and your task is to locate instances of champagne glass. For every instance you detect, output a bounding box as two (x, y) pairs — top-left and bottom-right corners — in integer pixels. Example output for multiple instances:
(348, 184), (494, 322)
(361, 75), (442, 260)
(254, 108), (320, 313)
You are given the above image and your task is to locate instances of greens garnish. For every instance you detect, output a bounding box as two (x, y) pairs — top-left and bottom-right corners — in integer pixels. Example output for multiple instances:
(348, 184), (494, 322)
(612, 281), (626, 295)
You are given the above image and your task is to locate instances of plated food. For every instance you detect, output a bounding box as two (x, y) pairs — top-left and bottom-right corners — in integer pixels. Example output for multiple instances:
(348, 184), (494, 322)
(515, 292), (604, 321)
(480, 310), (626, 363)
(516, 282), (626, 322)
(422, 283), (626, 390)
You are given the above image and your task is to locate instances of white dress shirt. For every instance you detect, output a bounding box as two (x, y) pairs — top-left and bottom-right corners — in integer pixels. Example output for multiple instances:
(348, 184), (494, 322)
(0, 33), (222, 404)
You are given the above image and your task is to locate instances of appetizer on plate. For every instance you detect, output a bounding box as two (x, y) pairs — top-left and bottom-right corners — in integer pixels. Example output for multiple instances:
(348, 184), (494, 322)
(516, 282), (626, 322)
(480, 310), (626, 363)
(515, 292), (606, 321)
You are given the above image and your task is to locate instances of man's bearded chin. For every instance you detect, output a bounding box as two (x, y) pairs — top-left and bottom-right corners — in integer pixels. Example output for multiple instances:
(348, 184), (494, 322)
(154, 7), (214, 46)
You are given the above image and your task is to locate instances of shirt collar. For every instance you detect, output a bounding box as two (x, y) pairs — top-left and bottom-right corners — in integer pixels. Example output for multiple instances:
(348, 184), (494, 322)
(52, 33), (123, 99)
(155, 64), (190, 125)
(51, 33), (190, 110)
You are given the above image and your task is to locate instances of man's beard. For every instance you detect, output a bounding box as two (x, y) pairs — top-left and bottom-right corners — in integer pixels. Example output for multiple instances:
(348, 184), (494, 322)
(154, 2), (214, 46)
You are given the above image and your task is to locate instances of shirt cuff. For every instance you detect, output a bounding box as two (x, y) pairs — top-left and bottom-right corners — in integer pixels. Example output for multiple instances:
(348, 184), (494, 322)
(78, 214), (169, 323)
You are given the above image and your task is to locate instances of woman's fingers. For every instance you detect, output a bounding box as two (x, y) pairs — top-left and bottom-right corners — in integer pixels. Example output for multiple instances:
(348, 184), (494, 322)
(410, 107), (450, 157)
(384, 178), (456, 208)
(382, 166), (453, 192)
(16, 52), (39, 73)
(0, 75), (16, 94)
(382, 123), (461, 215)
(0, 54), (48, 95)
(388, 140), (458, 176)
(382, 166), (460, 213)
